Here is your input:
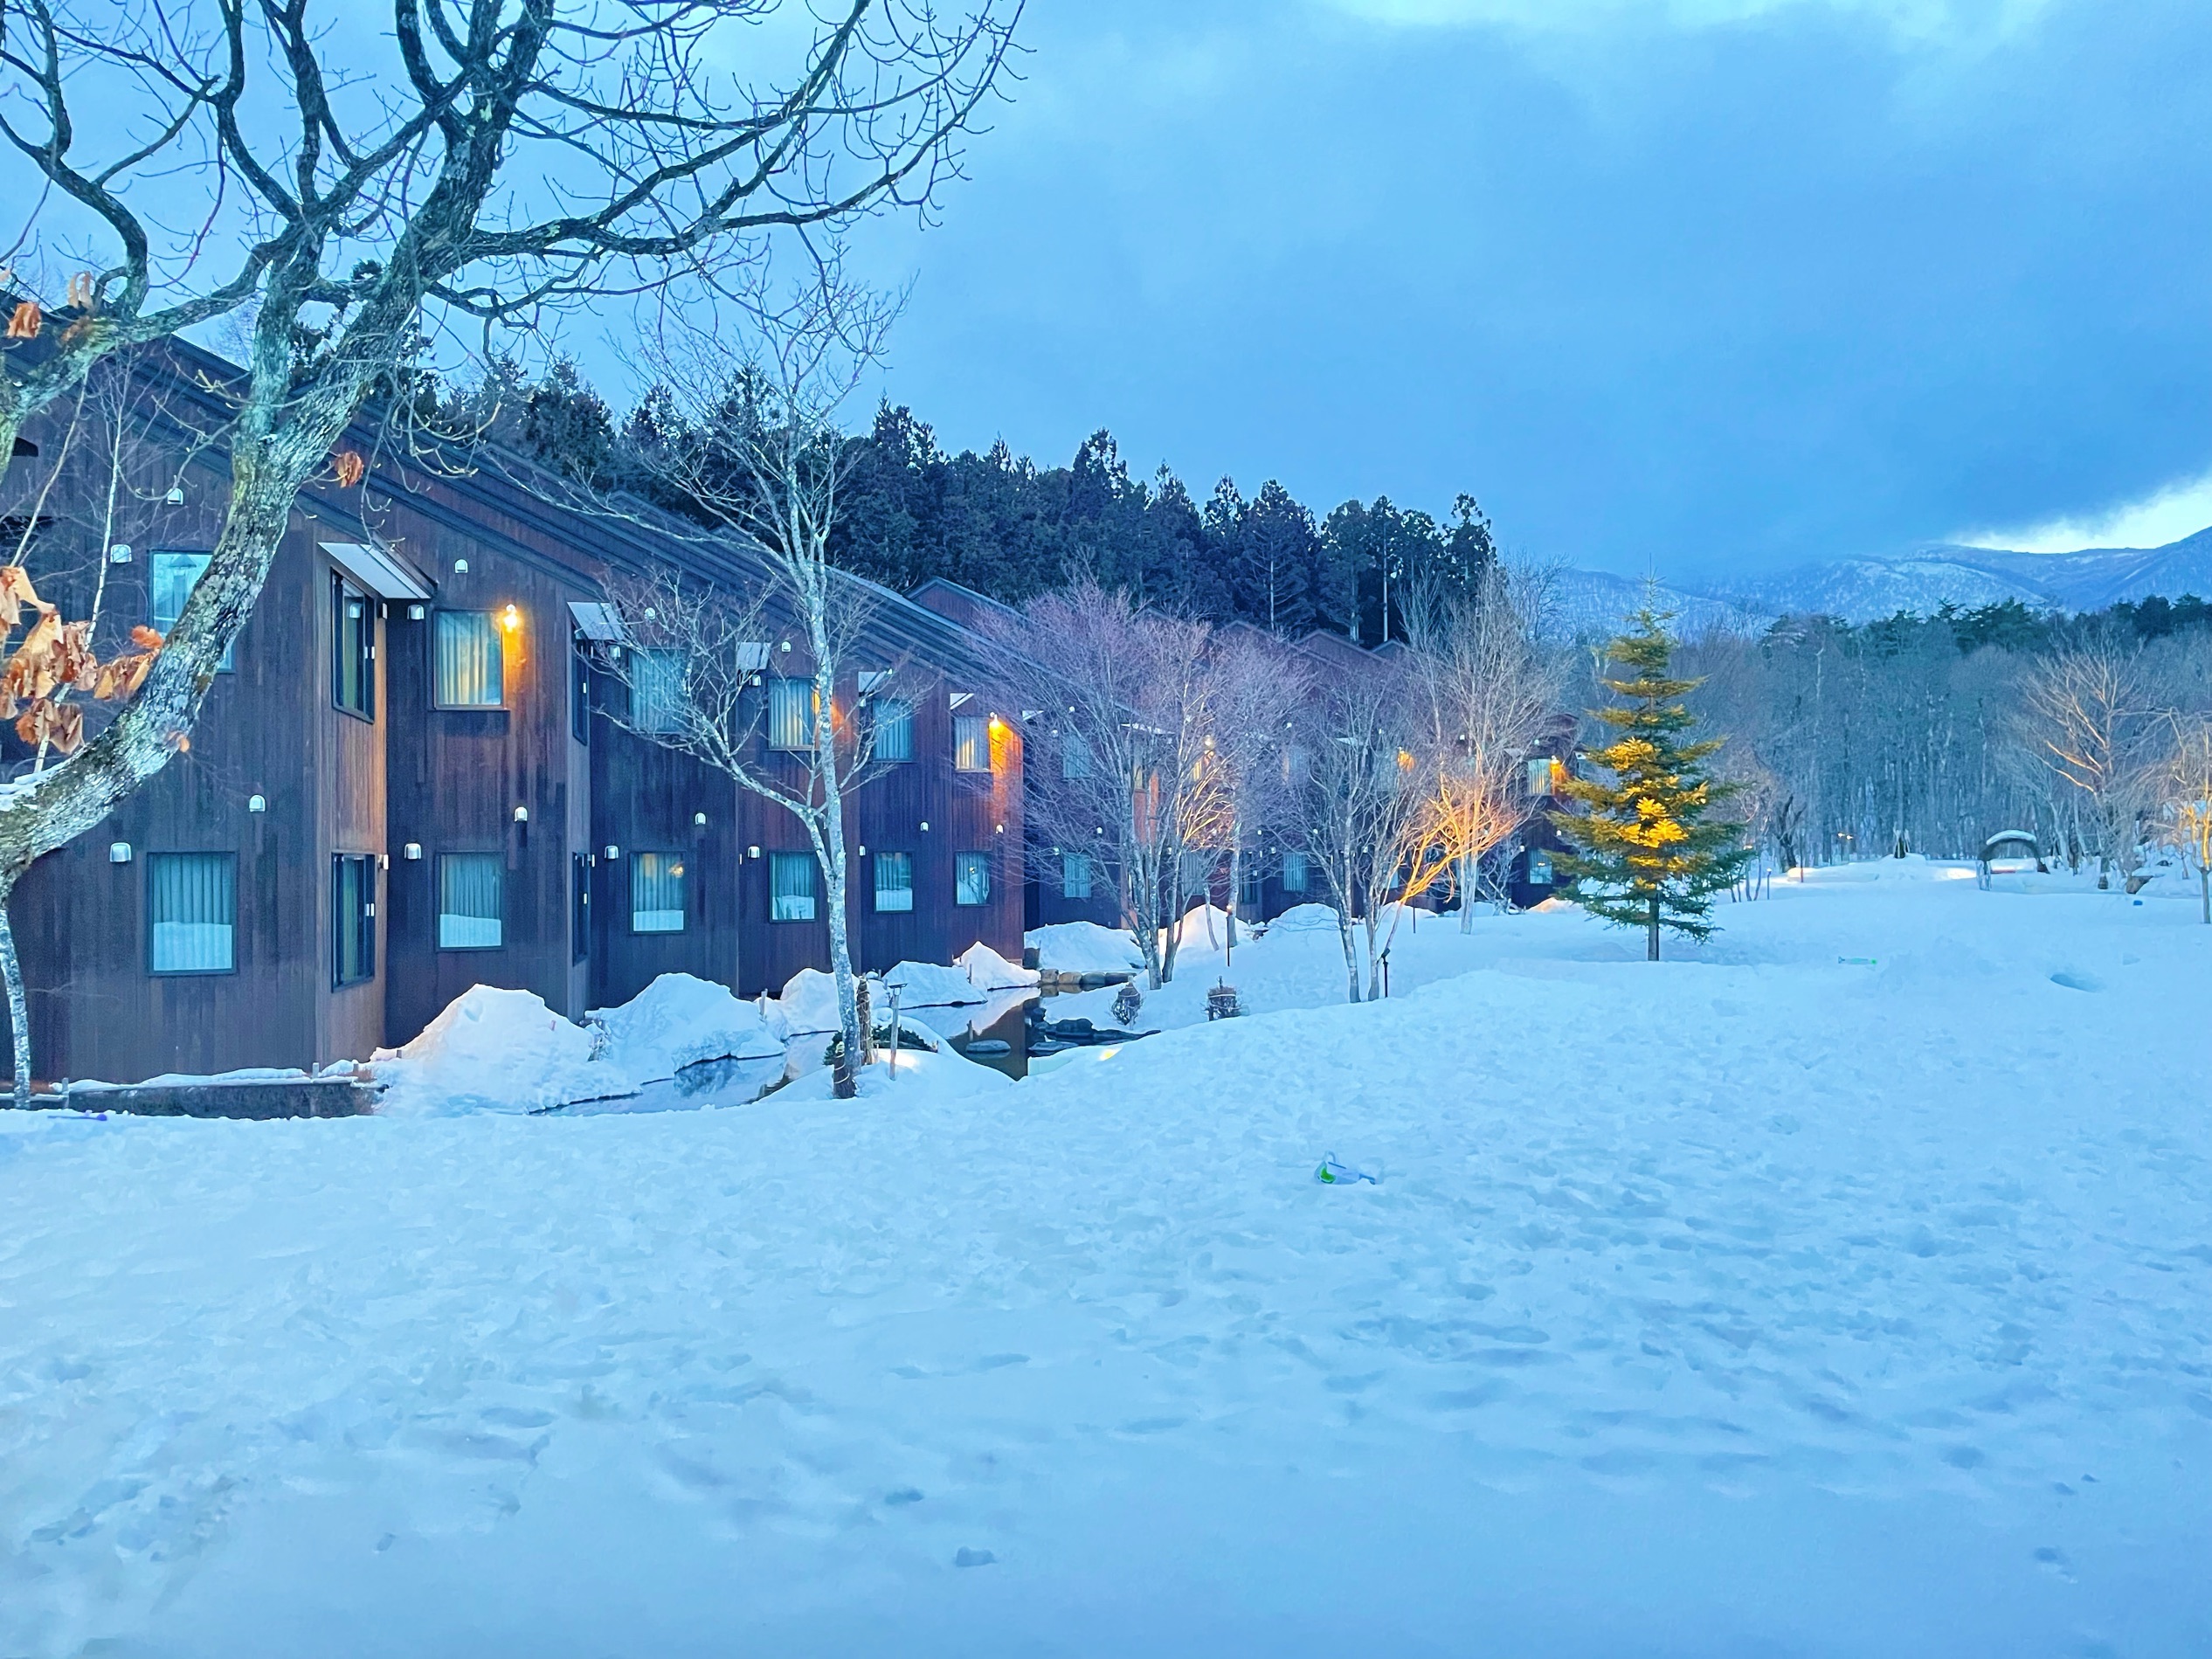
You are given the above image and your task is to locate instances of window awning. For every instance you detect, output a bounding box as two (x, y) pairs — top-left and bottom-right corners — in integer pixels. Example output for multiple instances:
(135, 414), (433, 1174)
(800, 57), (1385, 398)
(567, 600), (625, 642)
(320, 540), (433, 601)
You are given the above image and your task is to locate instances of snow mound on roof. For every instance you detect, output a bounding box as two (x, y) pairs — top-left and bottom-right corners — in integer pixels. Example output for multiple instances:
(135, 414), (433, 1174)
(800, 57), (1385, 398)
(880, 960), (983, 1008)
(1027, 920), (1143, 974)
(958, 940), (1038, 990)
(372, 985), (632, 1116)
(590, 973), (786, 1083)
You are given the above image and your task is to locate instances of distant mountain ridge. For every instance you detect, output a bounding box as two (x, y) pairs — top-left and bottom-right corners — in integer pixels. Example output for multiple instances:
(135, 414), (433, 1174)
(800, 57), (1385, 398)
(1548, 526), (2212, 632)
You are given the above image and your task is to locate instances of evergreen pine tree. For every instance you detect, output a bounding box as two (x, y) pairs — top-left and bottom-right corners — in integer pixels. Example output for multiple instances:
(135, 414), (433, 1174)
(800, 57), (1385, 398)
(1552, 607), (1750, 961)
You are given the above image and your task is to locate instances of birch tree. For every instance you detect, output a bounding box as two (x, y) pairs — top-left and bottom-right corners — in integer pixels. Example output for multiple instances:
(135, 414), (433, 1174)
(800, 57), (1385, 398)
(2159, 715), (2212, 923)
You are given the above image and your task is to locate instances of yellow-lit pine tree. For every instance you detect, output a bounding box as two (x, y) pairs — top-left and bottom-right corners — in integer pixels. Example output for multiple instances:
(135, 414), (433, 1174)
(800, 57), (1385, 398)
(1552, 606), (1750, 960)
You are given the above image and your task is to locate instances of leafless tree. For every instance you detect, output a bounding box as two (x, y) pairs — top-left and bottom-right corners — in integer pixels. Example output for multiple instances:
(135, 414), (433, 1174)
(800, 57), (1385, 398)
(2015, 636), (2166, 888)
(592, 273), (904, 1096)
(0, 0), (1020, 1096)
(2157, 715), (2212, 923)
(1186, 629), (1308, 962)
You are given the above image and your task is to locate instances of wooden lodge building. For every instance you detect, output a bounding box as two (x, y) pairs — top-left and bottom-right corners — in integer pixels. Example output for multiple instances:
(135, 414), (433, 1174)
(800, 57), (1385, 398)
(1, 344), (1025, 1087)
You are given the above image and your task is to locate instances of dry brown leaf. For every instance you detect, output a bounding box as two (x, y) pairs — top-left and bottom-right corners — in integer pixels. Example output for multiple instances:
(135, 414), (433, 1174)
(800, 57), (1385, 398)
(4, 301), (41, 340)
(334, 450), (366, 487)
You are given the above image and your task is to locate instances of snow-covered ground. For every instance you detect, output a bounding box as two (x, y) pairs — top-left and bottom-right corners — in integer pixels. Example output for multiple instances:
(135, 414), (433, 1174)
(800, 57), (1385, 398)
(5, 861), (2212, 1656)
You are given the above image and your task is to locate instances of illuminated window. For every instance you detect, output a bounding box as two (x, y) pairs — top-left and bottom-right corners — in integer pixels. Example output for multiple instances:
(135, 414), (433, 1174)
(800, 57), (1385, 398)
(770, 852), (817, 921)
(955, 852), (990, 906)
(874, 851), (914, 912)
(631, 852), (687, 932)
(954, 715), (992, 772)
(434, 612), (503, 707)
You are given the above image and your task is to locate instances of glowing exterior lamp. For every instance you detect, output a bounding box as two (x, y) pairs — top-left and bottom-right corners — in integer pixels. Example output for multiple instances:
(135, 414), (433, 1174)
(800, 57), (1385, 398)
(501, 604), (522, 632)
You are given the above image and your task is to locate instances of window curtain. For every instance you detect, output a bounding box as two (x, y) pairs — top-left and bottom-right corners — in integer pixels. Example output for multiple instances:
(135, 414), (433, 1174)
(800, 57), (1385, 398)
(632, 650), (683, 735)
(435, 612), (503, 707)
(632, 852), (686, 932)
(874, 850), (914, 912)
(955, 852), (990, 907)
(768, 679), (816, 750)
(770, 852), (818, 921)
(439, 854), (504, 948)
(1061, 853), (1091, 899)
(953, 715), (990, 772)
(1061, 732), (1091, 779)
(149, 853), (235, 972)
(874, 698), (914, 762)
(1282, 851), (1310, 893)
(150, 551), (235, 669)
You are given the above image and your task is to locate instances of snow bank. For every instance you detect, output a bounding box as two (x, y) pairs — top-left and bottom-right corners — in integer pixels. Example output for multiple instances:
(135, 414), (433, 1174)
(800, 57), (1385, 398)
(775, 968), (843, 1035)
(589, 973), (785, 1083)
(371, 986), (632, 1116)
(1026, 919), (1143, 973)
(957, 940), (1038, 990)
(776, 1040), (1011, 1103)
(879, 960), (982, 1008)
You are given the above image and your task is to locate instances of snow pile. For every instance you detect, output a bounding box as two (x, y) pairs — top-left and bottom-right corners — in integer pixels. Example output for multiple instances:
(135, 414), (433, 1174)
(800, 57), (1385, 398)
(878, 960), (982, 1008)
(774, 968), (844, 1034)
(957, 939), (1037, 990)
(589, 973), (785, 1083)
(370, 986), (631, 1116)
(1026, 919), (1143, 973)
(778, 1040), (1007, 1103)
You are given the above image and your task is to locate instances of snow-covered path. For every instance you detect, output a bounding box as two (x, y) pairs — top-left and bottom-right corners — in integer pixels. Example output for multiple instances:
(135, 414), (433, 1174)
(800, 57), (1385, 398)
(5, 864), (2211, 1656)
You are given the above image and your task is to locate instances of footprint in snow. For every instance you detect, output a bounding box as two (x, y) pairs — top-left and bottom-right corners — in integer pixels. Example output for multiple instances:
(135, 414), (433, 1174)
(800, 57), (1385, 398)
(955, 1547), (996, 1567)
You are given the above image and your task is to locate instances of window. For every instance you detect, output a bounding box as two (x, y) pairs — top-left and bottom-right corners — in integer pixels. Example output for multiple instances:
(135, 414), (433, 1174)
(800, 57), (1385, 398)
(1238, 862), (1262, 909)
(954, 715), (992, 773)
(770, 852), (818, 921)
(1282, 744), (1309, 786)
(1527, 756), (1561, 798)
(438, 854), (504, 949)
(332, 577), (374, 718)
(1061, 732), (1092, 779)
(149, 853), (235, 974)
(1282, 851), (1310, 894)
(874, 850), (914, 913)
(1528, 849), (1555, 887)
(570, 646), (591, 745)
(332, 854), (376, 986)
(150, 551), (234, 670)
(873, 697), (915, 762)
(1061, 852), (1092, 900)
(768, 678), (816, 750)
(631, 648), (683, 735)
(1180, 850), (1217, 893)
(956, 852), (990, 907)
(571, 853), (590, 963)
(434, 612), (504, 707)
(631, 852), (687, 933)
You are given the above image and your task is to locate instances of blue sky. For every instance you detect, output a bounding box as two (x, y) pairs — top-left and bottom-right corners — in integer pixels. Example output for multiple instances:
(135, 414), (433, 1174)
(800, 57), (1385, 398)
(805, 0), (2212, 577)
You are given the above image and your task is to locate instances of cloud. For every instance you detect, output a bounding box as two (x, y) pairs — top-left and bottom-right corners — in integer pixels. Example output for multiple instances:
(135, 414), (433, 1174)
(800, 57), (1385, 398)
(1317, 0), (2049, 40)
(1961, 469), (2212, 554)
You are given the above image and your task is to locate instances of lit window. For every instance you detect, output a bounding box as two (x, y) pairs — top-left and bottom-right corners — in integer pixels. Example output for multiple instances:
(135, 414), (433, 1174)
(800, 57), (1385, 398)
(632, 852), (687, 933)
(1528, 849), (1555, 887)
(631, 648), (684, 735)
(150, 551), (234, 670)
(149, 853), (235, 973)
(438, 854), (504, 949)
(768, 678), (816, 750)
(1281, 851), (1310, 894)
(954, 715), (992, 772)
(1527, 757), (1562, 798)
(434, 612), (504, 707)
(955, 852), (990, 907)
(333, 577), (373, 718)
(874, 697), (915, 762)
(874, 850), (915, 912)
(332, 854), (376, 985)
(1061, 853), (1091, 899)
(770, 852), (817, 921)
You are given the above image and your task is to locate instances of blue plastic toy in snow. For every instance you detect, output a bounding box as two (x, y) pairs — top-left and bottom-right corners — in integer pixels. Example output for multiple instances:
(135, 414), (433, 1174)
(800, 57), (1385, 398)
(1315, 1156), (1378, 1186)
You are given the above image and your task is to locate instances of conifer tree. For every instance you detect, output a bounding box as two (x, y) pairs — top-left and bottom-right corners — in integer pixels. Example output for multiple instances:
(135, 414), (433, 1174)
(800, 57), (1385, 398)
(1553, 607), (1750, 960)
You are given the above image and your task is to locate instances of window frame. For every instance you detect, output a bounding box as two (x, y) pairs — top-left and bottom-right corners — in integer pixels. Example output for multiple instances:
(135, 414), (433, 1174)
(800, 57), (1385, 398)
(435, 852), (507, 951)
(629, 646), (685, 736)
(953, 714), (992, 774)
(432, 609), (507, 710)
(570, 639), (591, 746)
(873, 849), (915, 913)
(331, 574), (376, 722)
(146, 851), (238, 977)
(766, 676), (817, 752)
(149, 550), (235, 673)
(331, 852), (377, 988)
(1061, 851), (1092, 900)
(955, 850), (991, 908)
(1281, 850), (1310, 895)
(571, 852), (591, 964)
(872, 696), (915, 764)
(768, 851), (819, 923)
(629, 850), (688, 935)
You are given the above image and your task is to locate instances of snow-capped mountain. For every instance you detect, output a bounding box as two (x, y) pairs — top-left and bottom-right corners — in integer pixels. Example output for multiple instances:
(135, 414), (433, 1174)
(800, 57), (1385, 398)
(1543, 526), (2212, 633)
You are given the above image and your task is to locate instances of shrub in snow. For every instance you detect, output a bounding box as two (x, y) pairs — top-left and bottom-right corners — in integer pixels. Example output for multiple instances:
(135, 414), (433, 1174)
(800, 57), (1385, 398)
(372, 986), (632, 1116)
(589, 973), (786, 1083)
(1112, 982), (1144, 1027)
(957, 941), (1038, 990)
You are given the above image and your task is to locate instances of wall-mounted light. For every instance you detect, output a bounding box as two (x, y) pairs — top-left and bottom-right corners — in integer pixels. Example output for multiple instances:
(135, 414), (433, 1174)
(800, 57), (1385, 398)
(693, 812), (708, 827)
(746, 844), (761, 859)
(604, 844), (620, 860)
(407, 603), (425, 621)
(247, 793), (266, 813)
(403, 842), (422, 861)
(778, 639), (792, 653)
(512, 805), (529, 824)
(919, 820), (930, 833)
(453, 558), (469, 574)
(107, 544), (131, 564)
(994, 823), (1005, 834)
(108, 841), (132, 864)
(501, 604), (521, 632)
(858, 844), (868, 858)
(165, 487), (185, 505)
(379, 854), (391, 870)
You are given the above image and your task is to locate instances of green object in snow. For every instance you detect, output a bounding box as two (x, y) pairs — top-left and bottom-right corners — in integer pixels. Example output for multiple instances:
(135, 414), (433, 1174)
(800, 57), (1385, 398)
(1316, 1160), (1337, 1184)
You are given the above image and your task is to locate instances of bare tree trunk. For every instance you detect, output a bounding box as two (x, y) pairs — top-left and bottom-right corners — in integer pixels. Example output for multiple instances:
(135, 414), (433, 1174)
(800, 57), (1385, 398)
(0, 880), (30, 1110)
(1459, 849), (1476, 932)
(812, 659), (863, 1100)
(1338, 909), (1363, 1004)
(1647, 896), (1661, 962)
(2201, 866), (2209, 925)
